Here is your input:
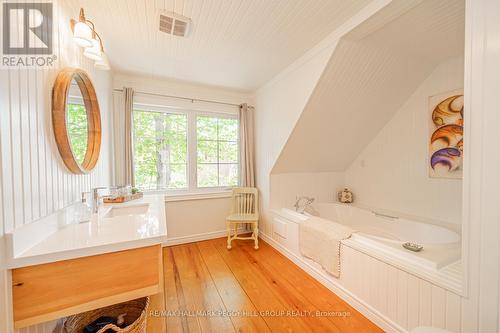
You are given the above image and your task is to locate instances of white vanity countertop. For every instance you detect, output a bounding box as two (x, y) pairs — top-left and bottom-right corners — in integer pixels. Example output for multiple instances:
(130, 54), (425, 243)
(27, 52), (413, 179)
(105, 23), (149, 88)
(6, 194), (167, 269)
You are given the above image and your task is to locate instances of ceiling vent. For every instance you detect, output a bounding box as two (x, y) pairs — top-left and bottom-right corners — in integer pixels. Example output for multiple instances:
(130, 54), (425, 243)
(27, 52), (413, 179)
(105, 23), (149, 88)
(159, 11), (191, 37)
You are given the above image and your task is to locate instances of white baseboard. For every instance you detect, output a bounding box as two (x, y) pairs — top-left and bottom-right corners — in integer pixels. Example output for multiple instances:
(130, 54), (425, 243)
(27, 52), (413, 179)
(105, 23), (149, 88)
(163, 228), (248, 247)
(259, 232), (407, 333)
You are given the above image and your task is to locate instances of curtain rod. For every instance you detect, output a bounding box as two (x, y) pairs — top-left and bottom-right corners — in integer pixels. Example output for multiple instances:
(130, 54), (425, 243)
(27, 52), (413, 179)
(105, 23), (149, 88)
(113, 88), (241, 108)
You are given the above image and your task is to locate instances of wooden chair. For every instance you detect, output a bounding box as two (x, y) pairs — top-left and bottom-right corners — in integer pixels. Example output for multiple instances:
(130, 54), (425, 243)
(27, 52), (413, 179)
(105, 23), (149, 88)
(226, 187), (259, 250)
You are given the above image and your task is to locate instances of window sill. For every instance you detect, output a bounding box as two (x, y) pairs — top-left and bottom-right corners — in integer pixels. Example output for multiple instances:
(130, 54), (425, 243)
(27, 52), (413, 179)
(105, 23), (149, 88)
(164, 191), (232, 202)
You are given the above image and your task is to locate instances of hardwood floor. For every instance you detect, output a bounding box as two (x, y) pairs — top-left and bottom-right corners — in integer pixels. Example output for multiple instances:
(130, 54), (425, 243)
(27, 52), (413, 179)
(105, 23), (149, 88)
(147, 238), (383, 333)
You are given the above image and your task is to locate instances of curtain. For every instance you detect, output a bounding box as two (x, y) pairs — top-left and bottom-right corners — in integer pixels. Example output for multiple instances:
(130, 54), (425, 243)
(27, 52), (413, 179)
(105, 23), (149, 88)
(124, 87), (135, 186)
(239, 103), (255, 187)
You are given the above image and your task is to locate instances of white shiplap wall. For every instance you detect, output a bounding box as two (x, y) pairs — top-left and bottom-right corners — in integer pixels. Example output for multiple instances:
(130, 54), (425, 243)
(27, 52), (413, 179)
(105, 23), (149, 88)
(344, 56), (464, 226)
(270, 172), (345, 209)
(0, 1), (113, 332)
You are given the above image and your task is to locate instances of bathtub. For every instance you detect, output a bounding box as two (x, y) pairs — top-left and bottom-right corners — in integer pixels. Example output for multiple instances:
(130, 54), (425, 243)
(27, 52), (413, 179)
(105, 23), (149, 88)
(269, 203), (462, 332)
(275, 202), (461, 270)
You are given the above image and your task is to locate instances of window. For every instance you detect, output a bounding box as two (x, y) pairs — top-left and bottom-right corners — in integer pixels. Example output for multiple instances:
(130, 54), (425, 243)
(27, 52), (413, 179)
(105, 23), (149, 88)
(133, 109), (188, 190)
(197, 116), (239, 188)
(132, 105), (239, 193)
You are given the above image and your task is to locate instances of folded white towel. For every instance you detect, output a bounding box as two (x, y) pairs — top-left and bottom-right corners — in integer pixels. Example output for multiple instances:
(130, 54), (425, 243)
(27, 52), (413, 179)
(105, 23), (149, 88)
(299, 216), (353, 278)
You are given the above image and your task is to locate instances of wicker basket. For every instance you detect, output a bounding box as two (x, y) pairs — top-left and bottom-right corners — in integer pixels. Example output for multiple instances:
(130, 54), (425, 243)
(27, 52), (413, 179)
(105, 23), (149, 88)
(63, 297), (149, 333)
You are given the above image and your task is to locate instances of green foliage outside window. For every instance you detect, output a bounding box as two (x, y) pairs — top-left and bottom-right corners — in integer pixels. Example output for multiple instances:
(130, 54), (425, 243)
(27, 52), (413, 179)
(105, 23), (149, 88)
(67, 103), (88, 165)
(133, 110), (187, 190)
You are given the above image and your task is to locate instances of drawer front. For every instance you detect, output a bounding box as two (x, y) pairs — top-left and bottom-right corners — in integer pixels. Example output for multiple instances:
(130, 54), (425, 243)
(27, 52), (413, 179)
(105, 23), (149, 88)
(12, 245), (161, 329)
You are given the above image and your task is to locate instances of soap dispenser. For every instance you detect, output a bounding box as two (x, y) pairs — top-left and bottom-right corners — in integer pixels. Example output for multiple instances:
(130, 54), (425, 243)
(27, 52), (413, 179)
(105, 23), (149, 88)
(76, 191), (92, 223)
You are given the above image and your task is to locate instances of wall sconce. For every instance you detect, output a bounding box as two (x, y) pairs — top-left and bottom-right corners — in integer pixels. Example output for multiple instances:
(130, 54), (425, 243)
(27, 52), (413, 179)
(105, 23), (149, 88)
(70, 8), (110, 70)
(71, 9), (93, 47)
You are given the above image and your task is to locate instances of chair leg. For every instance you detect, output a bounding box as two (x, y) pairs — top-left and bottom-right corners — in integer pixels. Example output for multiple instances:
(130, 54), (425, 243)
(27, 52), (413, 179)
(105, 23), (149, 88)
(253, 223), (259, 250)
(226, 221), (232, 249)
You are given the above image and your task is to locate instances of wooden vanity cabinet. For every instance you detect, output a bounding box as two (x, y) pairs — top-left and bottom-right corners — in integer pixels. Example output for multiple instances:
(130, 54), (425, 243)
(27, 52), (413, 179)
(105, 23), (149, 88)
(12, 245), (162, 329)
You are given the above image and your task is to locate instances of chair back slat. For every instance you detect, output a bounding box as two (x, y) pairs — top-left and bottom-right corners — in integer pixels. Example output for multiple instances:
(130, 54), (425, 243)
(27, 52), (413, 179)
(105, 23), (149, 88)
(231, 187), (258, 215)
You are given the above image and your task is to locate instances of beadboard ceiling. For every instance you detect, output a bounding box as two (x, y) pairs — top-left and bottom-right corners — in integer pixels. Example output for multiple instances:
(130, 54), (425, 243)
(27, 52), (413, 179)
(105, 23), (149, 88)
(68, 0), (371, 90)
(273, 0), (465, 173)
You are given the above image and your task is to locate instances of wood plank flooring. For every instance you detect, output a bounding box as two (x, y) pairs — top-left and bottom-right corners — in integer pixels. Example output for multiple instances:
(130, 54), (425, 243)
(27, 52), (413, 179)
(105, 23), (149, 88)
(148, 238), (383, 333)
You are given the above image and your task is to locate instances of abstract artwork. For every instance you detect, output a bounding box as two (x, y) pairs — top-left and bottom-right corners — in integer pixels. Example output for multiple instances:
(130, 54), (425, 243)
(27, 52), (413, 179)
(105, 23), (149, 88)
(428, 89), (464, 179)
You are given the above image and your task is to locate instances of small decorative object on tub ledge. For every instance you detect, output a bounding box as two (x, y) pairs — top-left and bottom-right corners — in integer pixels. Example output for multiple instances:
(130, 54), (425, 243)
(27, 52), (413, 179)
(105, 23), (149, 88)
(337, 188), (353, 203)
(402, 242), (424, 252)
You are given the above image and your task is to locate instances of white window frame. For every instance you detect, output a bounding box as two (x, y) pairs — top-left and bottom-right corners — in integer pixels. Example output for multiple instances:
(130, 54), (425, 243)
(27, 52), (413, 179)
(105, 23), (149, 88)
(192, 111), (240, 192)
(132, 102), (240, 195)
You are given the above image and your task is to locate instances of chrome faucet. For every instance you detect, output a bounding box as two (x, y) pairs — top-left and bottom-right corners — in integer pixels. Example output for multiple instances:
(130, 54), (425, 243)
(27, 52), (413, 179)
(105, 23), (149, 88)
(92, 187), (107, 214)
(294, 196), (315, 213)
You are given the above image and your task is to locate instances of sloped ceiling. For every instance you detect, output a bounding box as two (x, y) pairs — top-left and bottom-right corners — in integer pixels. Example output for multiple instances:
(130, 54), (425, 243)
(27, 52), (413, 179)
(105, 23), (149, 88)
(272, 0), (465, 173)
(67, 0), (371, 90)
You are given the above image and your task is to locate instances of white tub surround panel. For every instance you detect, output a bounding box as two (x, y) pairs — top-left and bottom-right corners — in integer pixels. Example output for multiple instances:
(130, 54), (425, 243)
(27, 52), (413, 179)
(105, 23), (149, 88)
(338, 245), (462, 333)
(345, 57), (464, 225)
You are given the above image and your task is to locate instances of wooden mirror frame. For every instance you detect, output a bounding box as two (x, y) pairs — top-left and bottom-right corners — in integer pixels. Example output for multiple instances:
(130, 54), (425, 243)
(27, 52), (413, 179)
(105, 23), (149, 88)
(52, 68), (101, 174)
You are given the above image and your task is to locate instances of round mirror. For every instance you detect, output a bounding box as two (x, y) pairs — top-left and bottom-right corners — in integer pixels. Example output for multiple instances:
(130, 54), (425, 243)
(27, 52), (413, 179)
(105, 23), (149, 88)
(52, 68), (101, 174)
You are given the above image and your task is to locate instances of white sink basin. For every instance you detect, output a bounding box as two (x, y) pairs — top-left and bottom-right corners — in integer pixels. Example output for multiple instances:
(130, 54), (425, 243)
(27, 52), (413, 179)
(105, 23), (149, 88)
(4, 194), (167, 269)
(103, 203), (150, 218)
